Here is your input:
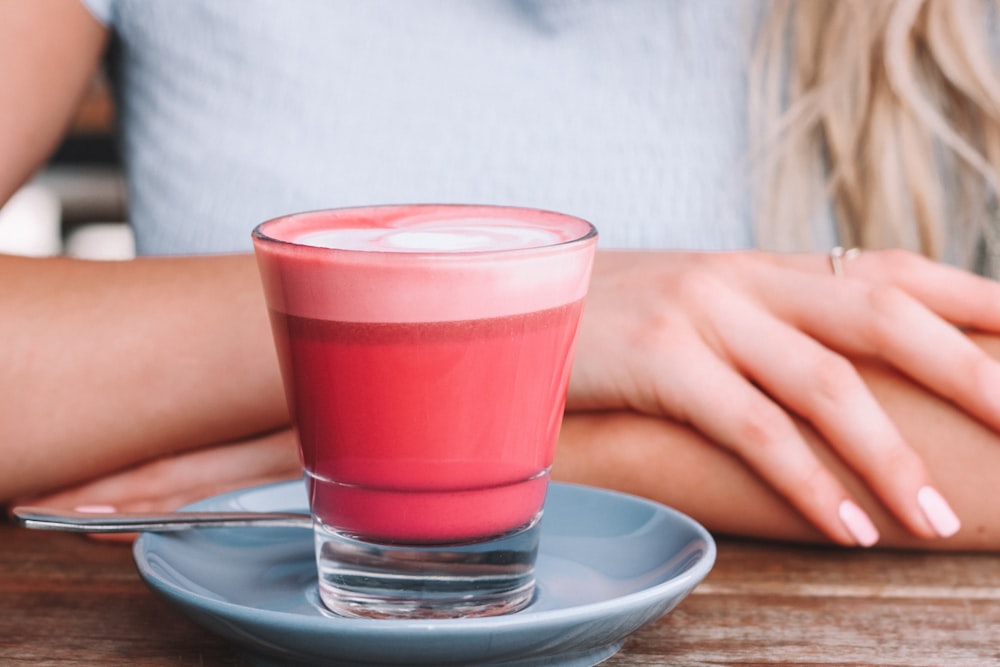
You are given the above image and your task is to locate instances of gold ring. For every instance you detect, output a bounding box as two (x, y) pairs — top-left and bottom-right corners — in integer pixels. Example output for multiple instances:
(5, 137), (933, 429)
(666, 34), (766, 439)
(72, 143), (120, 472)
(829, 246), (860, 277)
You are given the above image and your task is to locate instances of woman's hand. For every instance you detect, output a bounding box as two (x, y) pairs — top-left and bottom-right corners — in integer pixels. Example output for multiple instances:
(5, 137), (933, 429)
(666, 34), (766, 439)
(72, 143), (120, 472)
(11, 428), (302, 541)
(568, 248), (1000, 546)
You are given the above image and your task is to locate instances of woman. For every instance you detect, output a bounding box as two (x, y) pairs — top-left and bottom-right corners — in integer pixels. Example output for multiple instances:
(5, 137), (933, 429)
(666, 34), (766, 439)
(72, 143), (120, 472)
(3, 0), (1000, 549)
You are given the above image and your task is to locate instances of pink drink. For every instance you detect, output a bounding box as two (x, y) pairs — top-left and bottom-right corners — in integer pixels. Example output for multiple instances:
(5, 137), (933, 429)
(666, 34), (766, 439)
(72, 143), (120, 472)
(254, 205), (596, 545)
(268, 303), (582, 542)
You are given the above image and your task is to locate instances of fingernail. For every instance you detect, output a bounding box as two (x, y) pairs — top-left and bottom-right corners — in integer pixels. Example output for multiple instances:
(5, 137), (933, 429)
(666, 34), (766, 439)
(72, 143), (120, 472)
(917, 486), (961, 538)
(74, 504), (117, 514)
(838, 499), (879, 547)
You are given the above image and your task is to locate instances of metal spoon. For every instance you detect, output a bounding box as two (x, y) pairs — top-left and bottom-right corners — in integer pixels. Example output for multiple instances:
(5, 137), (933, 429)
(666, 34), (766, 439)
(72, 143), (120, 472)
(11, 506), (312, 533)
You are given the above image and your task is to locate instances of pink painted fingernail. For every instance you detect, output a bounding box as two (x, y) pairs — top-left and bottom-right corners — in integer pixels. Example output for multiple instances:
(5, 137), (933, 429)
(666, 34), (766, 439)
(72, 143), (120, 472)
(74, 504), (117, 514)
(917, 486), (961, 538)
(838, 499), (879, 547)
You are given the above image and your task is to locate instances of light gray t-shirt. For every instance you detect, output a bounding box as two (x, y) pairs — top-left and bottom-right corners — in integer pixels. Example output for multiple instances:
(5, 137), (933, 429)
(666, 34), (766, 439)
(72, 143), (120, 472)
(81, 0), (764, 255)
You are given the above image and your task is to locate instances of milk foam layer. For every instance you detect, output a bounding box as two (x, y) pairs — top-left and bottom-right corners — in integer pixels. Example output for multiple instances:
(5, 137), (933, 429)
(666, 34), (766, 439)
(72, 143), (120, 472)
(253, 205), (597, 323)
(297, 219), (566, 252)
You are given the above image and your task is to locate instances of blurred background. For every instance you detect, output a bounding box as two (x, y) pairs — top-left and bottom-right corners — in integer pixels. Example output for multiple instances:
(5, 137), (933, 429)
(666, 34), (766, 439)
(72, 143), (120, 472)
(0, 69), (134, 260)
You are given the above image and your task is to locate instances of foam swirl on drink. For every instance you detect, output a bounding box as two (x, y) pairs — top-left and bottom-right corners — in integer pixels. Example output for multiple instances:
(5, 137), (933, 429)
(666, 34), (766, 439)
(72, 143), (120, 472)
(253, 204), (598, 322)
(297, 219), (567, 253)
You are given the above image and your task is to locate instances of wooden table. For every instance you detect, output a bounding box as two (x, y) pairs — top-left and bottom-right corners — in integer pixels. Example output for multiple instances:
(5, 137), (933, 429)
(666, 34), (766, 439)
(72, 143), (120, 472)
(3, 518), (998, 666)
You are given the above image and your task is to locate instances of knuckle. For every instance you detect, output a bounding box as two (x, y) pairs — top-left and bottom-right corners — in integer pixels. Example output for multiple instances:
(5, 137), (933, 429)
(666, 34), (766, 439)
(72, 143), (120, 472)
(806, 353), (861, 409)
(626, 308), (682, 352)
(866, 283), (910, 315)
(619, 263), (737, 352)
(868, 247), (924, 279)
(964, 349), (996, 399)
(863, 284), (914, 350)
(733, 402), (795, 455)
(672, 266), (730, 306)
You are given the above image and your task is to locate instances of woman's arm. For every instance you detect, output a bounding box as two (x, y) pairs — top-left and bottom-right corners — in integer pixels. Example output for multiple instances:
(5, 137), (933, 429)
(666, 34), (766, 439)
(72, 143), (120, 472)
(0, 1), (289, 502)
(0, 0), (108, 202)
(556, 334), (1000, 551)
(567, 249), (1000, 546)
(14, 247), (1000, 553)
(27, 329), (1000, 552)
(0, 253), (288, 502)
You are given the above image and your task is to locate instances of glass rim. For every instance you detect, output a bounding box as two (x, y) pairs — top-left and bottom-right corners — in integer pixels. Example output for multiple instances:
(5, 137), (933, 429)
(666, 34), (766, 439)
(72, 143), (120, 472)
(251, 203), (598, 257)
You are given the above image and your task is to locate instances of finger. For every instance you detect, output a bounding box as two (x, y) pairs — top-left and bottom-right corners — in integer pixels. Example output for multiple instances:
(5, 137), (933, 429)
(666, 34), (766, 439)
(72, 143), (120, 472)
(59, 468), (300, 543)
(19, 429), (300, 511)
(103, 470), (303, 514)
(853, 249), (1000, 332)
(767, 248), (1000, 331)
(658, 333), (879, 546)
(19, 432), (301, 544)
(63, 469), (304, 544)
(133, 429), (302, 502)
(708, 291), (955, 540)
(766, 271), (1000, 437)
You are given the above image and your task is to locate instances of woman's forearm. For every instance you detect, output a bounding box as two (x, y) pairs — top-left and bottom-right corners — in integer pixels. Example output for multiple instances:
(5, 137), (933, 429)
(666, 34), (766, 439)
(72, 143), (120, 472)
(0, 253), (287, 501)
(554, 333), (1000, 550)
(0, 3), (286, 501)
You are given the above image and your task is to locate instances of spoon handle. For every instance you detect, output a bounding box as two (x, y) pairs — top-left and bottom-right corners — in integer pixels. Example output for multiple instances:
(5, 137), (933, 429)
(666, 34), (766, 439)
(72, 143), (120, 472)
(11, 506), (313, 533)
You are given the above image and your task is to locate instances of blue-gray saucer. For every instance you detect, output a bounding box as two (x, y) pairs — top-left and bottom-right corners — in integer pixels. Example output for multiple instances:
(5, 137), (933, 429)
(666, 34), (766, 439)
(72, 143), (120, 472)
(133, 480), (715, 666)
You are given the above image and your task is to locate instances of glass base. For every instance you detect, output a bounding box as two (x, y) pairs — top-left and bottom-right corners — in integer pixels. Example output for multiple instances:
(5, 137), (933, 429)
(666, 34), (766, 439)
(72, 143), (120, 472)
(315, 516), (540, 619)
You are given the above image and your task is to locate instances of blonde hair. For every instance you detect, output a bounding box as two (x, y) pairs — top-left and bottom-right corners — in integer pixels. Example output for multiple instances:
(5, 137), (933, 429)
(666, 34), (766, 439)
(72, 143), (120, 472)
(750, 0), (1000, 273)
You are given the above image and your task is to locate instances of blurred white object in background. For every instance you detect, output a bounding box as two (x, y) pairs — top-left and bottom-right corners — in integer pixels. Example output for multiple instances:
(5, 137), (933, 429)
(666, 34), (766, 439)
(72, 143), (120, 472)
(64, 223), (136, 260)
(0, 183), (62, 256)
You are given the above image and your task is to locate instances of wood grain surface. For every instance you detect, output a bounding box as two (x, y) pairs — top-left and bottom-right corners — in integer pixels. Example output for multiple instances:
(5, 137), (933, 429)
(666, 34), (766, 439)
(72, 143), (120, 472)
(3, 519), (999, 666)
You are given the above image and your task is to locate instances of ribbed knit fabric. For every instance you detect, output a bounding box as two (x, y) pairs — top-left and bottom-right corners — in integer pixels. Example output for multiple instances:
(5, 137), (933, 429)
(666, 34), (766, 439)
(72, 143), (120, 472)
(81, 0), (765, 255)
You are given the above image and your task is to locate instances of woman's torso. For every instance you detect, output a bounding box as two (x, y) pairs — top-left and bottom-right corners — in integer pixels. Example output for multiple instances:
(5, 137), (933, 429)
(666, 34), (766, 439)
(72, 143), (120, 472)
(83, 0), (765, 254)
